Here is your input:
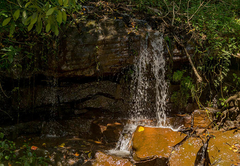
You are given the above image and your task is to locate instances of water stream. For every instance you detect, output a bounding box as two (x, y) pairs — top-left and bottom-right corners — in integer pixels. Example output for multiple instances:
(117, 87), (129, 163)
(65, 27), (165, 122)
(109, 32), (170, 155)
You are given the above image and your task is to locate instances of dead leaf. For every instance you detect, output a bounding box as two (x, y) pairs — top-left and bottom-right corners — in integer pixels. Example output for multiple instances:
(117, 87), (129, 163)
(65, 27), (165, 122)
(58, 143), (65, 148)
(74, 152), (80, 157)
(31, 146), (38, 150)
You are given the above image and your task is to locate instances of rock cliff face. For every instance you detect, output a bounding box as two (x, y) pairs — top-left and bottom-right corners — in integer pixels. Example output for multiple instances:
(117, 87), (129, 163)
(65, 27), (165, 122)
(0, 18), (195, 124)
(49, 19), (147, 78)
(0, 18), (149, 123)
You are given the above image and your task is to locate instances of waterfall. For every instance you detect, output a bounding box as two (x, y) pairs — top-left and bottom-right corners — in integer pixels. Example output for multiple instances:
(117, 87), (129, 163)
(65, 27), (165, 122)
(109, 32), (168, 155)
(130, 31), (167, 125)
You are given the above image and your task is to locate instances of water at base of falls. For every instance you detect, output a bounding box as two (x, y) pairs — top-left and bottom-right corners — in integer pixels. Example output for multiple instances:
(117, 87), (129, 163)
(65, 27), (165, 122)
(108, 32), (172, 155)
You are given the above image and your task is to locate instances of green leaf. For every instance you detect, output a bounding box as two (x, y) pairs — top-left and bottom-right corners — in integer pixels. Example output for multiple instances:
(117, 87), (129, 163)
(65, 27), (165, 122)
(58, 0), (63, 6)
(0, 132), (4, 139)
(2, 17), (11, 26)
(36, 20), (42, 34)
(22, 17), (27, 25)
(22, 10), (27, 18)
(28, 23), (34, 31)
(62, 11), (67, 22)
(13, 9), (20, 20)
(24, 16), (32, 25)
(46, 23), (51, 32)
(24, 161), (30, 166)
(28, 5), (40, 9)
(9, 22), (15, 37)
(57, 10), (62, 24)
(46, 7), (55, 16)
(54, 26), (59, 36)
(31, 12), (38, 25)
(25, 2), (31, 8)
(63, 0), (69, 7)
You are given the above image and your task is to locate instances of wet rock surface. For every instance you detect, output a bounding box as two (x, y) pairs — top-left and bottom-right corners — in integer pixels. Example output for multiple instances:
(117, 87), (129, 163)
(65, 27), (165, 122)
(90, 118), (125, 143)
(192, 109), (213, 128)
(1, 118), (240, 166)
(93, 151), (133, 166)
(131, 126), (186, 161)
(208, 130), (240, 165)
(169, 137), (203, 166)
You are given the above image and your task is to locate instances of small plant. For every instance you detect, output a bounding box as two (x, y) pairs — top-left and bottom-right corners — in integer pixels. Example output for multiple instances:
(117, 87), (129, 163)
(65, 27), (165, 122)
(0, 132), (17, 164)
(0, 132), (49, 165)
(171, 70), (195, 109)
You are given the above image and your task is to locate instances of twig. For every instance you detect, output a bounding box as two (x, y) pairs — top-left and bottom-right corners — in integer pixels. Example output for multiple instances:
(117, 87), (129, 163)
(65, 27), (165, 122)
(0, 82), (10, 98)
(188, 1), (205, 21)
(232, 53), (240, 59)
(173, 35), (203, 82)
(0, 109), (13, 120)
(7, 0), (19, 6)
(162, 0), (170, 18)
(172, 2), (175, 26)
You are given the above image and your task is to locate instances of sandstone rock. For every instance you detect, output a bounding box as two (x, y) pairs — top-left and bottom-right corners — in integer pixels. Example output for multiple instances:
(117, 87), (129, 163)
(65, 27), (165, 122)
(135, 158), (168, 166)
(131, 126), (186, 161)
(167, 114), (191, 128)
(208, 130), (240, 165)
(13, 80), (129, 122)
(103, 122), (124, 143)
(53, 19), (145, 78)
(169, 137), (203, 166)
(92, 151), (133, 166)
(60, 118), (93, 138)
(90, 118), (124, 142)
(192, 109), (213, 128)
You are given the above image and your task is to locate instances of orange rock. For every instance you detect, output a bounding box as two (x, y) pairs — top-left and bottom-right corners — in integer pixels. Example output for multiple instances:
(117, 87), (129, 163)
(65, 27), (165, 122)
(208, 130), (240, 165)
(131, 126), (186, 161)
(192, 109), (213, 128)
(169, 137), (203, 166)
(93, 151), (133, 166)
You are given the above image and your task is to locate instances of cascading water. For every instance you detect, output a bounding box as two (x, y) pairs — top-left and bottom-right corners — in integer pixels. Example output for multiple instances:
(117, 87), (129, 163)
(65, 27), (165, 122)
(130, 31), (167, 125)
(109, 32), (169, 155)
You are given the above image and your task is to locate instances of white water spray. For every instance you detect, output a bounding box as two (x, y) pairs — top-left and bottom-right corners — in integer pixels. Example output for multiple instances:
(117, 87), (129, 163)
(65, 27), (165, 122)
(130, 31), (167, 125)
(110, 32), (169, 154)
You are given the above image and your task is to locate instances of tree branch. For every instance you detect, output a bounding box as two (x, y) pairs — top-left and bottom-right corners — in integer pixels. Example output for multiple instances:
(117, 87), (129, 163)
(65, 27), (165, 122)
(173, 35), (202, 82)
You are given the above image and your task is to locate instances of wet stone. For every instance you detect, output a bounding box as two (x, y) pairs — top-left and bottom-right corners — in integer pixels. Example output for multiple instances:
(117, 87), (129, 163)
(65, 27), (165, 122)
(169, 137), (203, 166)
(92, 151), (133, 166)
(192, 109), (213, 128)
(90, 118), (124, 142)
(167, 114), (191, 128)
(208, 130), (240, 165)
(131, 126), (186, 161)
(135, 157), (168, 166)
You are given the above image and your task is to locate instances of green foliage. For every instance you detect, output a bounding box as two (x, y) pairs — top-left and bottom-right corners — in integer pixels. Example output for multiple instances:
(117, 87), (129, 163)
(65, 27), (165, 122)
(0, 0), (86, 73)
(172, 70), (185, 82)
(0, 0), (83, 36)
(0, 132), (49, 165)
(171, 70), (195, 108)
(233, 73), (240, 91)
(0, 132), (17, 163)
(1, 45), (21, 63)
(190, 0), (240, 92)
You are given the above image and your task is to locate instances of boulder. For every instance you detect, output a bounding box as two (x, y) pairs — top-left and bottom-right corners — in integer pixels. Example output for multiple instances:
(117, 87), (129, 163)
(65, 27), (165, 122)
(92, 151), (133, 166)
(90, 118), (124, 142)
(192, 109), (213, 128)
(169, 137), (203, 166)
(208, 130), (240, 165)
(167, 114), (191, 128)
(131, 126), (186, 161)
(135, 158), (168, 166)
